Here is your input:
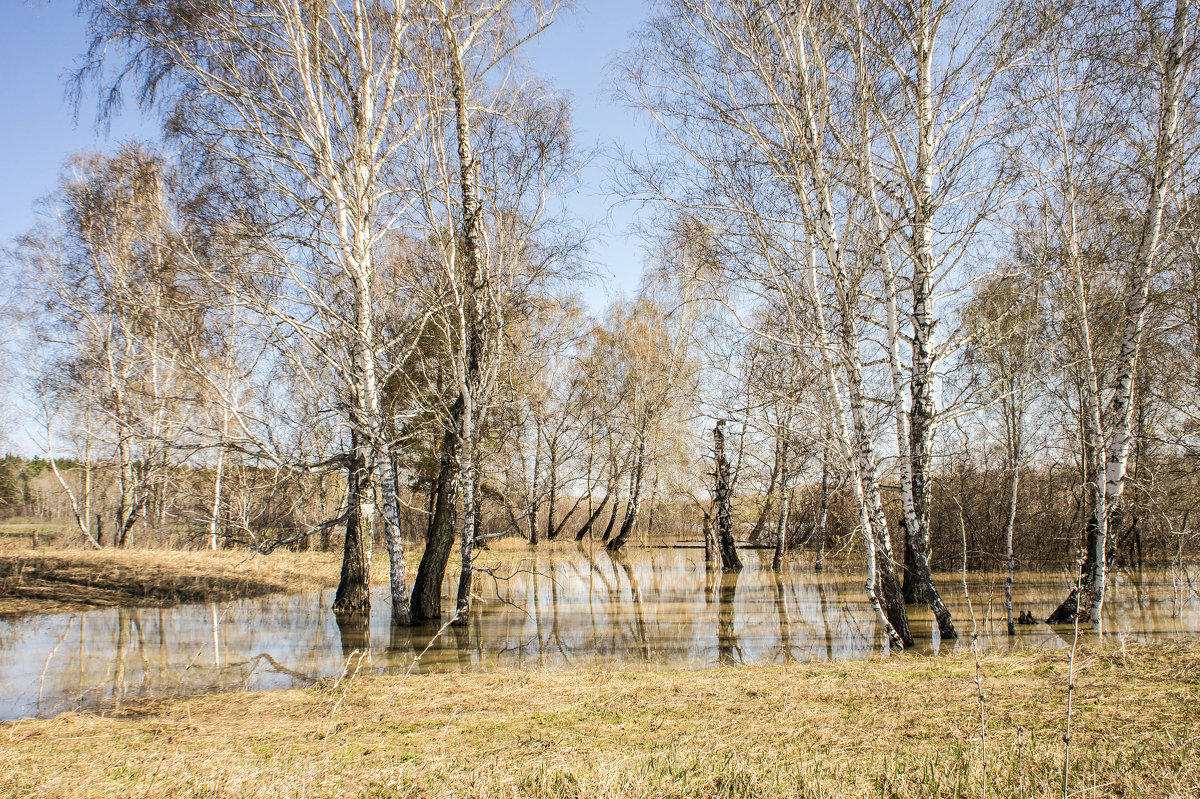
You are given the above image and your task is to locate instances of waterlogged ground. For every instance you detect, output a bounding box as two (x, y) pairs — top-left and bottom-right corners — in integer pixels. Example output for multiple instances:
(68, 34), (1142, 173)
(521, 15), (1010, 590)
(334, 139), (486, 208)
(1, 546), (1196, 719)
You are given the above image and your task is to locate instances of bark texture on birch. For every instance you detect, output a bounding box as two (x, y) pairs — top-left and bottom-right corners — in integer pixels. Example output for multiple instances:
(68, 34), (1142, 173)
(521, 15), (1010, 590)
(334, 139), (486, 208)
(772, 451), (790, 571)
(454, 401), (476, 626)
(900, 519), (920, 604)
(443, 11), (494, 625)
(902, 0), (957, 641)
(1004, 467), (1020, 635)
(713, 420), (742, 571)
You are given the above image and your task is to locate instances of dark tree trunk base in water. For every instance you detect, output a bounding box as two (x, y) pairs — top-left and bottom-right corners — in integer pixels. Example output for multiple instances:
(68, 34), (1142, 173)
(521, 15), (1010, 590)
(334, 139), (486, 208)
(411, 426), (460, 622)
(601, 501), (620, 543)
(901, 519), (922, 605)
(718, 537), (742, 570)
(575, 494), (611, 541)
(1049, 509), (1107, 625)
(1047, 586), (1096, 625)
(332, 558), (370, 612)
(333, 446), (370, 615)
(332, 587), (370, 615)
(878, 561), (914, 648)
(1046, 589), (1078, 624)
(605, 511), (637, 552)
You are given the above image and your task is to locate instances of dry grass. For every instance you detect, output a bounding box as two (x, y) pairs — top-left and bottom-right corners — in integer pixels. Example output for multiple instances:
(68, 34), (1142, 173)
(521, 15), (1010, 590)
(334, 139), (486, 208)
(1, 641), (1197, 798)
(0, 534), (563, 618)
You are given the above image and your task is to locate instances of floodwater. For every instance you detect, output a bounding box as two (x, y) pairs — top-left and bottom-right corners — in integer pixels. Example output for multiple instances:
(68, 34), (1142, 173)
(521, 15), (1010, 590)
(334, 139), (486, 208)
(1, 546), (1197, 720)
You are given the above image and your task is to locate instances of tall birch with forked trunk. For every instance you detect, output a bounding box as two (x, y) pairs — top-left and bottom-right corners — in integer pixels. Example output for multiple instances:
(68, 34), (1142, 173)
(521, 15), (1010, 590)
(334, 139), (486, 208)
(1084, 0), (1195, 627)
(842, 0), (1057, 640)
(620, 0), (913, 647)
(77, 0), (430, 623)
(439, 0), (491, 624)
(404, 0), (573, 623)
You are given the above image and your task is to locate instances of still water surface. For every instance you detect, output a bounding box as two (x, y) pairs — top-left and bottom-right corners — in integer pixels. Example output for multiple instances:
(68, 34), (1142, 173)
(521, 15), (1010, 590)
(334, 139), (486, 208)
(2, 546), (1196, 720)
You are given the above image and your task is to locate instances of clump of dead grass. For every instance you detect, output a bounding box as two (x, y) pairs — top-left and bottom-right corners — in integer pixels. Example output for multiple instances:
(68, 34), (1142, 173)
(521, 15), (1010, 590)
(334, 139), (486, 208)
(1, 641), (1197, 798)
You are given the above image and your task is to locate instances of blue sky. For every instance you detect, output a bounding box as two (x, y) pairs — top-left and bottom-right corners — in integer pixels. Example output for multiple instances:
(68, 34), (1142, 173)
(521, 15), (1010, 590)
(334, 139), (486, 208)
(0, 0), (655, 311)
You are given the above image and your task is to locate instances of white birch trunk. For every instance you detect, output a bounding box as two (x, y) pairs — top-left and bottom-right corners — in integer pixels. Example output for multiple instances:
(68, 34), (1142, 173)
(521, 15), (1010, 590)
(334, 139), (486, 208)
(445, 17), (491, 623)
(803, 235), (906, 650)
(772, 438), (790, 571)
(1091, 0), (1193, 627)
(209, 442), (224, 552)
(1004, 465), (1019, 635)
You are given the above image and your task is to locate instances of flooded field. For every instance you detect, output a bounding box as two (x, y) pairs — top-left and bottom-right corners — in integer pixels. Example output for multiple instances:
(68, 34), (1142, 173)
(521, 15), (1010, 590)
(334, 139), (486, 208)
(2, 546), (1196, 720)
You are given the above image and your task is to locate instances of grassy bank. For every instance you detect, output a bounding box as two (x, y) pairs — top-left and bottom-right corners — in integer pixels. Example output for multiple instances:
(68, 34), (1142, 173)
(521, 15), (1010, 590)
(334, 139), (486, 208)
(0, 536), (573, 618)
(2, 642), (1197, 798)
(0, 549), (354, 618)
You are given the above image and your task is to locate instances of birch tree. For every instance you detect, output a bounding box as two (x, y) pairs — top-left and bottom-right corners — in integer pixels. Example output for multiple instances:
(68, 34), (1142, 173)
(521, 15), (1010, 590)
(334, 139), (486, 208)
(404, 0), (573, 622)
(842, 0), (1060, 639)
(16, 146), (196, 551)
(78, 0), (430, 622)
(621, 0), (914, 647)
(963, 271), (1045, 634)
(1015, 0), (1198, 626)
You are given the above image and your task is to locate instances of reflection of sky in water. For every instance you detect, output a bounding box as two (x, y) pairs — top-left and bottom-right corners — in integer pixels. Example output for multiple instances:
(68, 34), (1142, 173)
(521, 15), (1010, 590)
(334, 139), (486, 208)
(1, 548), (1196, 720)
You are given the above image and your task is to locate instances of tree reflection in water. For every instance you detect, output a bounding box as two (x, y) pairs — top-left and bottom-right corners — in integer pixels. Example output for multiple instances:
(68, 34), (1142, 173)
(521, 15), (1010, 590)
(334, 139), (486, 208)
(717, 568), (742, 665)
(1, 554), (1195, 720)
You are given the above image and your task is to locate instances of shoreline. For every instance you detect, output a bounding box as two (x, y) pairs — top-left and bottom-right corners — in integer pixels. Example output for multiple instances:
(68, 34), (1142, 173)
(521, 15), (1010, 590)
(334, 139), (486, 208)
(0, 550), (352, 619)
(0, 541), (571, 618)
